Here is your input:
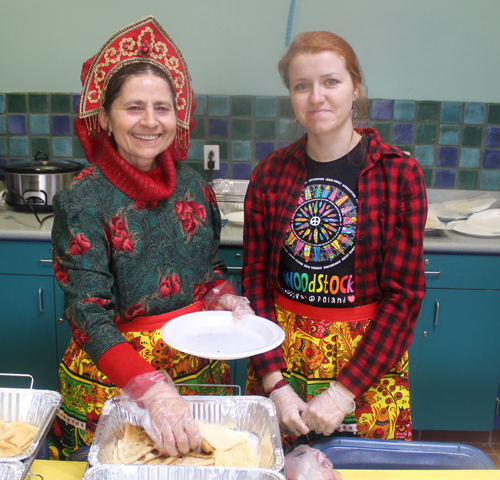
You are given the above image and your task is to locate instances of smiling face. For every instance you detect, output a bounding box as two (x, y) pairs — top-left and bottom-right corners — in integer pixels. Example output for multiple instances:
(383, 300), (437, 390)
(99, 73), (177, 171)
(289, 51), (358, 142)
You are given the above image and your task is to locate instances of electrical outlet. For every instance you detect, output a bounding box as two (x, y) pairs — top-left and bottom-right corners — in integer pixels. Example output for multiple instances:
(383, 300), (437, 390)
(204, 145), (220, 170)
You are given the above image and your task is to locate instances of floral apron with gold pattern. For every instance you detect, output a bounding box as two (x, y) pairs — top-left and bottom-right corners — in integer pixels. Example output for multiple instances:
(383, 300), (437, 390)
(246, 293), (411, 453)
(48, 302), (231, 460)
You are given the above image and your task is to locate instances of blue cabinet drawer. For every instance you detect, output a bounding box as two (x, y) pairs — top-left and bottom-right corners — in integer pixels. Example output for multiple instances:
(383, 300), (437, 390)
(424, 253), (500, 290)
(0, 240), (54, 276)
(220, 247), (243, 272)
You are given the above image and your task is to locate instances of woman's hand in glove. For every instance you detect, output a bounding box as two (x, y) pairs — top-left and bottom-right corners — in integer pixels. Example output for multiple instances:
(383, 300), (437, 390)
(141, 379), (200, 457)
(270, 384), (310, 437)
(301, 381), (356, 436)
(212, 293), (255, 320)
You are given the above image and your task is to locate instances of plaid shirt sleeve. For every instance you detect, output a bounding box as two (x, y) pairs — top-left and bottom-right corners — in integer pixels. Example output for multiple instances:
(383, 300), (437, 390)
(336, 132), (428, 397)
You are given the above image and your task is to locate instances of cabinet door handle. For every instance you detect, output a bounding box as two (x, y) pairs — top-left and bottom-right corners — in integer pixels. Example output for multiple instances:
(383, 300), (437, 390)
(39, 259), (52, 263)
(433, 301), (440, 327)
(425, 271), (441, 275)
(38, 288), (44, 313)
(227, 267), (242, 271)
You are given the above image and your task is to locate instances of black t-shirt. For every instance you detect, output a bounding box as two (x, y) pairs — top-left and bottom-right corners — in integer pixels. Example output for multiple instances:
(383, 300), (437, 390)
(278, 138), (366, 307)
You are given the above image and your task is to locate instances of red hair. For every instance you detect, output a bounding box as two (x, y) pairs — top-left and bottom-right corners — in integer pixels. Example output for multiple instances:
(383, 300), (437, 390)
(278, 31), (367, 121)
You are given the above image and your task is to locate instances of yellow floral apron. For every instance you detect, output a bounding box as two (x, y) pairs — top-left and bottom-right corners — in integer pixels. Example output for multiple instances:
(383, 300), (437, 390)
(246, 292), (411, 453)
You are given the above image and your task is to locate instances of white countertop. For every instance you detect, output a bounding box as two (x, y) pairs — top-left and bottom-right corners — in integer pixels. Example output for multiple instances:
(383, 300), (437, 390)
(1, 189), (499, 254)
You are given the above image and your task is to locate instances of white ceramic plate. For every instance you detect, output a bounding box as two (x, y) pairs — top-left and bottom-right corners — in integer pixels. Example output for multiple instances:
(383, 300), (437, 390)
(448, 220), (500, 238)
(442, 194), (497, 216)
(222, 211), (244, 226)
(161, 311), (285, 360)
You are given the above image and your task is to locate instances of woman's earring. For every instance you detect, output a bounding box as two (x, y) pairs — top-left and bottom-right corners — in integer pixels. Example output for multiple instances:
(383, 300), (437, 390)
(107, 130), (112, 137)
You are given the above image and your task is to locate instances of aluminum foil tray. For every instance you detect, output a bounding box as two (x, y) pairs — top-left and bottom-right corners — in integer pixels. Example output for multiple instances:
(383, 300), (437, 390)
(0, 462), (25, 480)
(89, 396), (284, 472)
(211, 179), (249, 215)
(83, 464), (287, 480)
(0, 388), (62, 463)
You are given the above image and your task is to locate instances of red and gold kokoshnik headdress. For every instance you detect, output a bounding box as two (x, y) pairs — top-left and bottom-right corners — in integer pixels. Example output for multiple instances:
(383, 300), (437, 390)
(78, 15), (193, 154)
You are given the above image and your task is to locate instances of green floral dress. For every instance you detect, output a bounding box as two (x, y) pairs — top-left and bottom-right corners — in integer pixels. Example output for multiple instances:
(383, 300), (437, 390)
(49, 162), (229, 459)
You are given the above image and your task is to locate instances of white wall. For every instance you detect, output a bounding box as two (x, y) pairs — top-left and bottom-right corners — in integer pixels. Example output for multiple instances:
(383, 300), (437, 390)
(1, 0), (499, 102)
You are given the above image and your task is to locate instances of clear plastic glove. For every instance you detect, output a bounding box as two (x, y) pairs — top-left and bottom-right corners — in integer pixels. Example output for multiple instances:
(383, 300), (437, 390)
(270, 384), (310, 437)
(285, 445), (343, 480)
(203, 278), (254, 320)
(301, 381), (356, 436)
(121, 371), (200, 457)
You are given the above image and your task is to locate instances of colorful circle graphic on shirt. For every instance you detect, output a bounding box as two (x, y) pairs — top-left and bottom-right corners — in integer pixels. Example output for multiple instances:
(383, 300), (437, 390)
(283, 179), (357, 267)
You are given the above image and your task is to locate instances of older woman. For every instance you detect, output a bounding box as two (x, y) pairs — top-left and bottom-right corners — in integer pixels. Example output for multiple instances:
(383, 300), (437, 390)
(243, 31), (427, 452)
(49, 16), (251, 460)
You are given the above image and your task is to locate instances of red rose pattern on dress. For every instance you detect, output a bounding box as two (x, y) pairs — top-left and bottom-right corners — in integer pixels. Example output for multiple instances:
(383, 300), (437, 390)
(53, 258), (69, 285)
(69, 232), (91, 256)
(173, 190), (206, 240)
(104, 208), (139, 255)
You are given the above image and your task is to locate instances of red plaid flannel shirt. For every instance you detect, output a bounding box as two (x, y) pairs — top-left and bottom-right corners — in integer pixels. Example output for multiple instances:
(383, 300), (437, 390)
(242, 128), (427, 397)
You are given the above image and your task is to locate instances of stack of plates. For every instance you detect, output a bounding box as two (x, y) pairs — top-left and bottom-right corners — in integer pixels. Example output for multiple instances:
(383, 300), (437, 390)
(448, 209), (500, 238)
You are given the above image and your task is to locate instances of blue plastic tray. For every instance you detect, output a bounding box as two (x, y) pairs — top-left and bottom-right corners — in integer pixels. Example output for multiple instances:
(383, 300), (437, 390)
(311, 437), (496, 470)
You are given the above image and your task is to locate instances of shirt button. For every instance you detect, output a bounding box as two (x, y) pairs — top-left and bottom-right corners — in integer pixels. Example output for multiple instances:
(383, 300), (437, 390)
(362, 202), (367, 209)
(382, 202), (386, 207)
(359, 236), (364, 241)
(357, 268), (363, 274)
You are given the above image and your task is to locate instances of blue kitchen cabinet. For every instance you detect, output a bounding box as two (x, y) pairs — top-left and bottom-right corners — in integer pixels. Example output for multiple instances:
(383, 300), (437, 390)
(0, 240), (61, 390)
(409, 253), (500, 431)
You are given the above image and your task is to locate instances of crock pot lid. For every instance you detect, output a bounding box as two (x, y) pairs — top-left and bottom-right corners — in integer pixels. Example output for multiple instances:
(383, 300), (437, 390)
(3, 151), (82, 174)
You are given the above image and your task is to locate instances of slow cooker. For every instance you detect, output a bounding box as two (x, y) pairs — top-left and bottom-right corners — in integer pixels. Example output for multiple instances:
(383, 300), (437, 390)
(2, 151), (83, 212)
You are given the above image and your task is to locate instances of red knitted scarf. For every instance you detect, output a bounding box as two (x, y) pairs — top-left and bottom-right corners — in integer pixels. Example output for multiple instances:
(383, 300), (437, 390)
(97, 137), (176, 207)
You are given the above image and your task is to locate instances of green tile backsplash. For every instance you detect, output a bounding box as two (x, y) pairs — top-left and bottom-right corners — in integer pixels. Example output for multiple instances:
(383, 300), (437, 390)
(1, 92), (499, 191)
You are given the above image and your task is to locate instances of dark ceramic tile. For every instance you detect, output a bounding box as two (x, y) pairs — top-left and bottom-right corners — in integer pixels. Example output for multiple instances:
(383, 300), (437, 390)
(415, 146), (434, 166)
(416, 124), (437, 144)
(0, 115), (5, 134)
(488, 104), (500, 124)
(483, 149), (500, 168)
(458, 170), (478, 189)
(210, 162), (228, 180)
(31, 138), (50, 157)
(232, 96), (253, 116)
(232, 141), (251, 161)
(52, 137), (72, 157)
(438, 147), (458, 167)
(29, 94), (48, 113)
(440, 102), (462, 123)
(30, 115), (49, 135)
(9, 137), (29, 157)
(186, 161), (205, 178)
(232, 162), (251, 179)
(492, 430), (500, 443)
(208, 118), (228, 138)
(439, 125), (460, 145)
(255, 119), (275, 139)
(255, 141), (275, 161)
(52, 115), (71, 135)
(73, 138), (85, 158)
(394, 101), (415, 121)
(459, 148), (480, 168)
(51, 94), (71, 113)
(435, 169), (455, 188)
(255, 96), (277, 117)
(7, 94), (27, 113)
(72, 94), (80, 114)
(463, 126), (483, 147)
(279, 97), (293, 118)
(7, 115), (27, 134)
(0, 138), (7, 156)
(0, 93), (4, 113)
(393, 123), (413, 143)
(421, 168), (433, 187)
(232, 118), (252, 139)
(194, 95), (207, 115)
(486, 126), (500, 147)
(208, 95), (230, 116)
(464, 103), (486, 124)
(371, 122), (391, 142)
(186, 140), (204, 160)
(417, 102), (439, 122)
(190, 118), (206, 139)
(371, 99), (393, 120)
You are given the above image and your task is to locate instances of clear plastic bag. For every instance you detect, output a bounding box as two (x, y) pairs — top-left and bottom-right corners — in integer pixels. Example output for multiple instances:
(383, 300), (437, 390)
(285, 445), (343, 480)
